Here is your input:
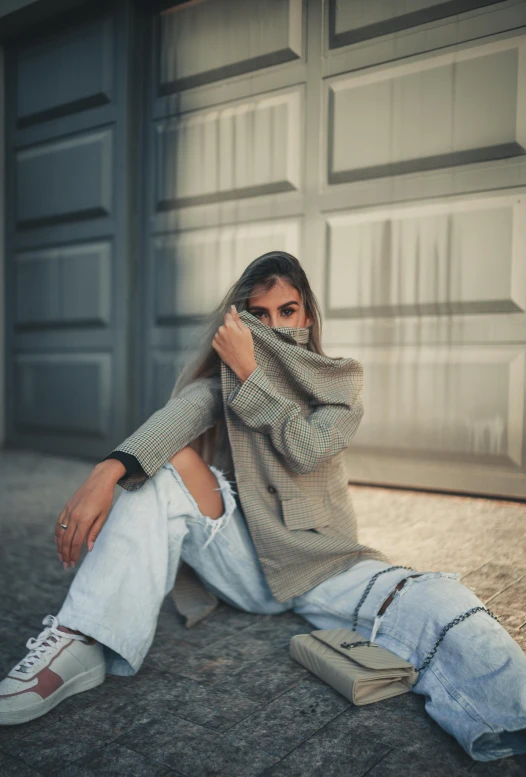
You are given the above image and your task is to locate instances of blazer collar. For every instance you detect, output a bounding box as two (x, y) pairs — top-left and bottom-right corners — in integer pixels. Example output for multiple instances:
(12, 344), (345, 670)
(239, 309), (311, 348)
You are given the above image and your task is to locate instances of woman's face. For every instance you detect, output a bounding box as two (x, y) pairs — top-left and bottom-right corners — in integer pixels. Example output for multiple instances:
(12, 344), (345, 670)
(246, 279), (312, 329)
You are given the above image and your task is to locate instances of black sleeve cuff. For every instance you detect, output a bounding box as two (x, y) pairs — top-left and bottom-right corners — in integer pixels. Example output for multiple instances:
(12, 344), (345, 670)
(101, 451), (145, 477)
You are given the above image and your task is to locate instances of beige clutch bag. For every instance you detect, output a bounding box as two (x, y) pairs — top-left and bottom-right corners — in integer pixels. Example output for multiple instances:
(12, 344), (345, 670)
(290, 628), (419, 706)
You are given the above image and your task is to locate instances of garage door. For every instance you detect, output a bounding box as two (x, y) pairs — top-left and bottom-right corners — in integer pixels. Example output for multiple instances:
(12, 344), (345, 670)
(4, 4), (136, 462)
(141, 0), (526, 500)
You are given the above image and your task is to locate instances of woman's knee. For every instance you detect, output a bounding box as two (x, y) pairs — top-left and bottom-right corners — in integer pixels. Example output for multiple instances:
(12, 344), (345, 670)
(414, 572), (478, 603)
(169, 447), (224, 520)
(168, 445), (195, 468)
(387, 572), (480, 627)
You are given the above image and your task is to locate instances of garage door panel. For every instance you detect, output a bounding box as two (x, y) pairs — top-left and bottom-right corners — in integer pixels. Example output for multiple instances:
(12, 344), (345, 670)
(159, 0), (303, 93)
(327, 39), (525, 185)
(154, 86), (303, 210)
(338, 346), (525, 470)
(5, 6), (130, 460)
(152, 218), (301, 326)
(328, 0), (503, 50)
(326, 195), (526, 319)
(325, 307), (526, 348)
(16, 16), (114, 128)
(154, 231), (226, 322)
(15, 242), (112, 329)
(152, 351), (190, 410)
(15, 353), (112, 438)
(324, 1), (525, 77)
(16, 128), (113, 228)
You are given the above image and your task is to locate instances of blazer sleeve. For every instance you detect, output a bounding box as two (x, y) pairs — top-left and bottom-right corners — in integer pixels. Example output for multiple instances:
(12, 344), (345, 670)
(110, 375), (223, 491)
(226, 364), (364, 475)
(101, 451), (145, 476)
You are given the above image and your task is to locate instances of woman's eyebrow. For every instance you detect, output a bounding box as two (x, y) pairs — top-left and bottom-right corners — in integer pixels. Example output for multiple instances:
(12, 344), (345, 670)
(248, 301), (299, 311)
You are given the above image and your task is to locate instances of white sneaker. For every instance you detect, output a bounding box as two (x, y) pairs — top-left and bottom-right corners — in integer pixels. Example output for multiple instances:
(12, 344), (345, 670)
(0, 614), (106, 725)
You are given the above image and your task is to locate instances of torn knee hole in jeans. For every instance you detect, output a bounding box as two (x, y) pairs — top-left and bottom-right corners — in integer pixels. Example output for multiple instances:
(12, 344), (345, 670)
(200, 466), (238, 550)
(368, 574), (423, 642)
(377, 574), (424, 617)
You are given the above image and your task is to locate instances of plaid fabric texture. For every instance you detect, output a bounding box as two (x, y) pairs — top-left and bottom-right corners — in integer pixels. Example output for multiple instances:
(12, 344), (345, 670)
(226, 363), (366, 475)
(111, 309), (390, 603)
(110, 376), (224, 491)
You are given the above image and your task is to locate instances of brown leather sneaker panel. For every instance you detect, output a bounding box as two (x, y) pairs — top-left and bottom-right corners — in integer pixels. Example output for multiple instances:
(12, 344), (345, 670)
(4, 666), (64, 699)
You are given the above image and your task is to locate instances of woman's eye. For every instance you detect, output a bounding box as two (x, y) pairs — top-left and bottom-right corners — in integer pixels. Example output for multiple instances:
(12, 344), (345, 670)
(249, 309), (294, 318)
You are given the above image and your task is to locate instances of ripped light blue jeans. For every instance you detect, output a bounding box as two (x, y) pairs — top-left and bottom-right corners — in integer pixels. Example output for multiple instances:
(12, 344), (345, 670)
(57, 461), (526, 763)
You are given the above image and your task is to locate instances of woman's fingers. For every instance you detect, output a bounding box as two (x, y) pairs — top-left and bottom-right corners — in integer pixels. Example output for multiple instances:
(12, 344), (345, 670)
(54, 507), (87, 567)
(54, 469), (116, 569)
(86, 512), (106, 552)
(55, 508), (70, 560)
(67, 520), (89, 567)
(230, 305), (249, 334)
(228, 305), (243, 329)
(60, 517), (79, 567)
(217, 306), (240, 342)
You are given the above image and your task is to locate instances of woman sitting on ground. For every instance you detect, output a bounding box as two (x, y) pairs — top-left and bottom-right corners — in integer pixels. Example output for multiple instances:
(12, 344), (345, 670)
(1, 251), (525, 763)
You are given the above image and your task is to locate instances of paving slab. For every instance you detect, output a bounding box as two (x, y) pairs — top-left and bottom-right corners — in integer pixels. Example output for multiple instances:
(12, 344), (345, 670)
(0, 751), (46, 777)
(225, 677), (351, 758)
(261, 725), (391, 777)
(45, 742), (181, 777)
(114, 714), (281, 777)
(461, 562), (526, 604)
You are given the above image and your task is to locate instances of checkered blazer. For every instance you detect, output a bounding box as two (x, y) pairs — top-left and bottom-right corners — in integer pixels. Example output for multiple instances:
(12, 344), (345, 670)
(111, 310), (390, 620)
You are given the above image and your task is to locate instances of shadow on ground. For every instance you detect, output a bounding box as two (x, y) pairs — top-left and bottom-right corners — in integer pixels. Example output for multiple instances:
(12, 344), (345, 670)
(1, 449), (525, 776)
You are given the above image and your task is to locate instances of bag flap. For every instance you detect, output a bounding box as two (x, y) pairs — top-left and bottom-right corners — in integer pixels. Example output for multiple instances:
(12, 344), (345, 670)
(311, 628), (416, 671)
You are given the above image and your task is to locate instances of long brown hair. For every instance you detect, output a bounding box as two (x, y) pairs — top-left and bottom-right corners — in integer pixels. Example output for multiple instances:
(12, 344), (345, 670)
(170, 250), (334, 465)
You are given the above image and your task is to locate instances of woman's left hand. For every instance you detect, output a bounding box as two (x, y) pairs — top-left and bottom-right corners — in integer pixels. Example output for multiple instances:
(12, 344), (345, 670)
(212, 305), (258, 382)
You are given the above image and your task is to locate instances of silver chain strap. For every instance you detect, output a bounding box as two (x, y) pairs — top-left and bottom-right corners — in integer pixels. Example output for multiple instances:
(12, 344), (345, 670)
(413, 605), (500, 672)
(351, 565), (416, 630)
(350, 566), (501, 675)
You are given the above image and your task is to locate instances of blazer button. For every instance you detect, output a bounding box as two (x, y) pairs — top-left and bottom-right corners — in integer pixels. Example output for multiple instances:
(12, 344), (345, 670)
(267, 485), (276, 494)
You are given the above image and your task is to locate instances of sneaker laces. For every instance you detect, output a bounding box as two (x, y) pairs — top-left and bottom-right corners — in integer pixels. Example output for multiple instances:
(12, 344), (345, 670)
(14, 614), (88, 673)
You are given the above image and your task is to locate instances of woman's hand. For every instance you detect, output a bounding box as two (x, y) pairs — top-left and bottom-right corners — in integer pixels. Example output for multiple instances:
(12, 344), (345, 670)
(55, 461), (121, 569)
(212, 305), (258, 382)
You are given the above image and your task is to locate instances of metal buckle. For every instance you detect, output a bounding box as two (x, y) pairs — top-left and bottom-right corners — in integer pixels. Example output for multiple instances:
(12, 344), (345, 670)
(340, 640), (380, 650)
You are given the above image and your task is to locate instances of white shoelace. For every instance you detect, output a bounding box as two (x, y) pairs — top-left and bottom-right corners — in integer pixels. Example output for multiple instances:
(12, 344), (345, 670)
(15, 614), (88, 673)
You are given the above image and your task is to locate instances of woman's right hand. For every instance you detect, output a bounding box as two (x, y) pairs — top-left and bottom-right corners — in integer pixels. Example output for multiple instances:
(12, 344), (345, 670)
(55, 460), (125, 569)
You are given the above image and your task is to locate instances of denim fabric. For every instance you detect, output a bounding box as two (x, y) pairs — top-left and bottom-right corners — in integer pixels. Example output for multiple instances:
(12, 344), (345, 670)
(57, 462), (526, 762)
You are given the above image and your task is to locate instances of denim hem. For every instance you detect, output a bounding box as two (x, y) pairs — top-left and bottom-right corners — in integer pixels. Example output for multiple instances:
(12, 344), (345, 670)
(56, 611), (152, 676)
(470, 727), (526, 762)
(376, 631), (526, 762)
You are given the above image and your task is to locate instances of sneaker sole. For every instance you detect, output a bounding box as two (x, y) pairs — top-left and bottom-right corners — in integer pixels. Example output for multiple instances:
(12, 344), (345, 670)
(0, 661), (106, 726)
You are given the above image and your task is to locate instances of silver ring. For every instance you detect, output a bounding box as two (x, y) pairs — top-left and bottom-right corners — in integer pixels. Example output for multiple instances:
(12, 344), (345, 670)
(60, 523), (68, 530)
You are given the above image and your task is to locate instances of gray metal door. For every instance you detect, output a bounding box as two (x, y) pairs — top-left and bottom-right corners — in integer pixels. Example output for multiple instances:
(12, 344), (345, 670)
(142, 0), (526, 500)
(4, 0), (526, 500)
(4, 2), (140, 461)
